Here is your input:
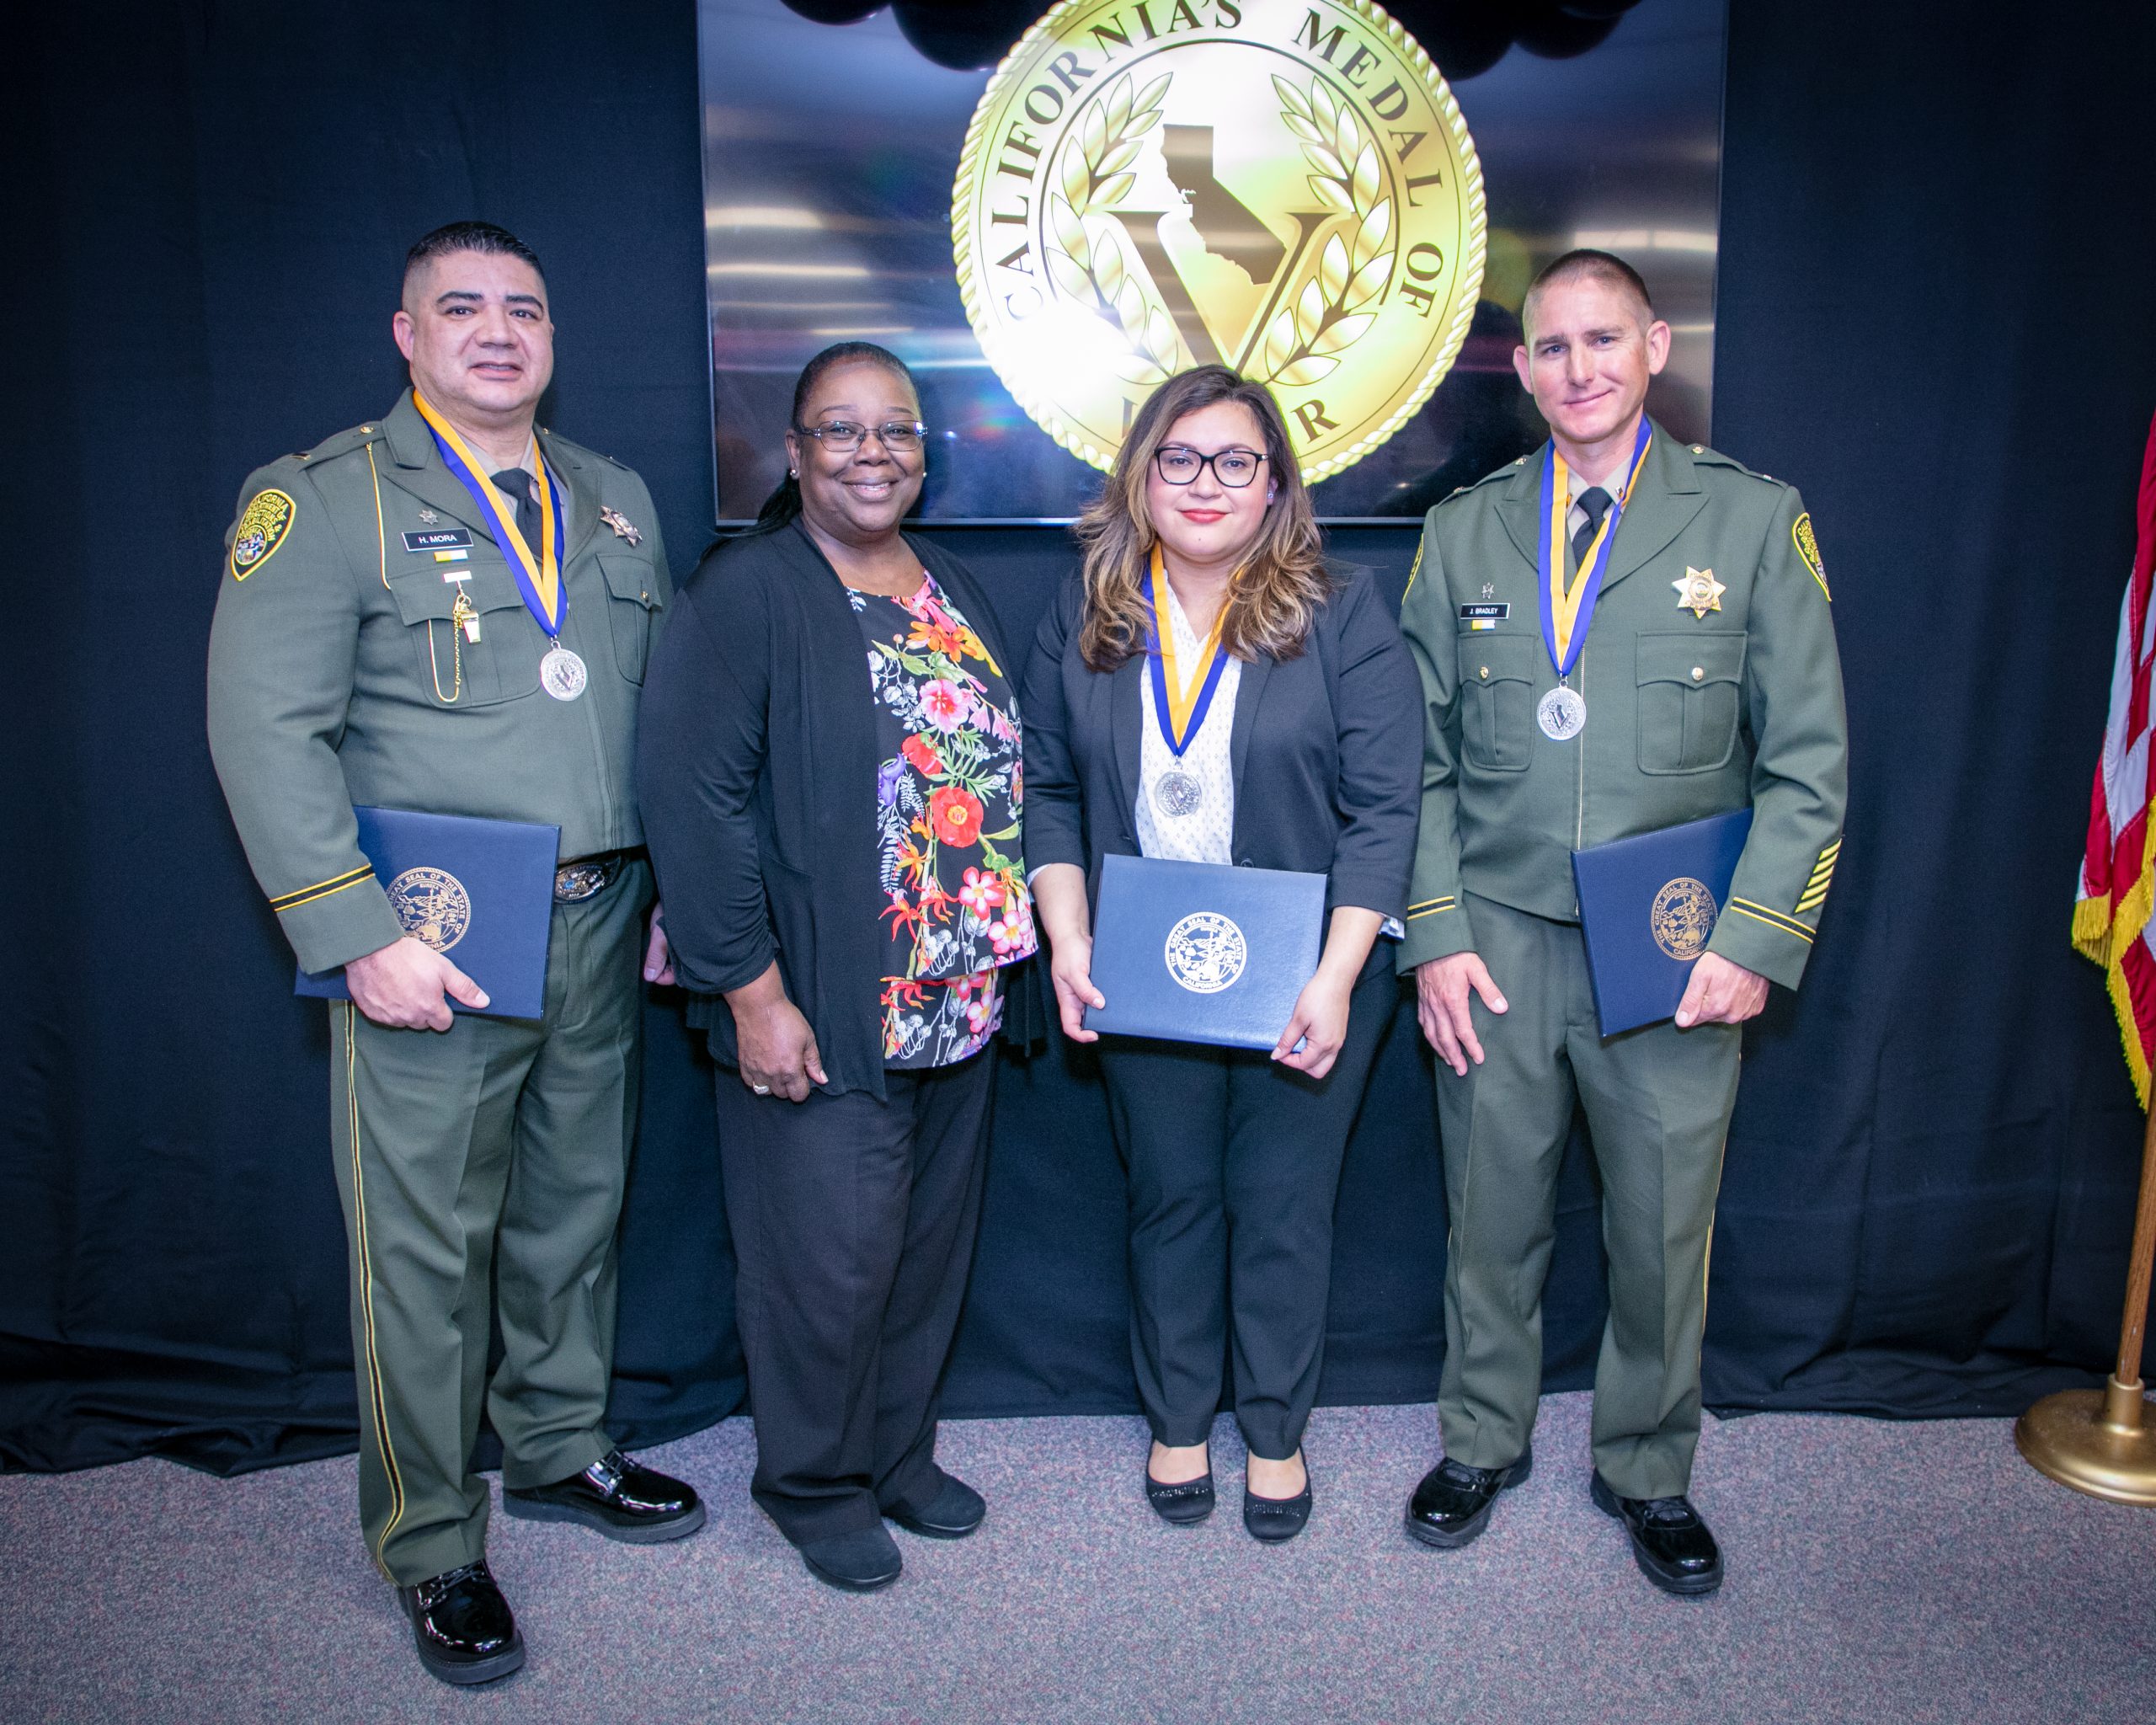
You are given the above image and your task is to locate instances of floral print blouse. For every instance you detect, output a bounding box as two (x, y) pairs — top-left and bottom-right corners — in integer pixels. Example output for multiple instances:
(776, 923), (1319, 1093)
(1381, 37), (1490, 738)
(849, 573), (1035, 1068)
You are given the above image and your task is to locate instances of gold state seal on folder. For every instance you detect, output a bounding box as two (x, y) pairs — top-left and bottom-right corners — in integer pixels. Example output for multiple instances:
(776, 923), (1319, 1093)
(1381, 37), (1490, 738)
(953, 0), (1485, 483)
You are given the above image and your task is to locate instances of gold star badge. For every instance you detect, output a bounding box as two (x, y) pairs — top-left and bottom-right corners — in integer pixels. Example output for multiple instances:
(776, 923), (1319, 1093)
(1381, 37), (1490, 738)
(1674, 567), (1726, 618)
(600, 505), (642, 547)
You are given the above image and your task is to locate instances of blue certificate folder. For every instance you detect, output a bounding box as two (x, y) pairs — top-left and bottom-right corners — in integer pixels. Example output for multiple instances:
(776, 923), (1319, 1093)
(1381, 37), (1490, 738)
(1083, 855), (1326, 1050)
(294, 808), (561, 1019)
(1571, 807), (1754, 1037)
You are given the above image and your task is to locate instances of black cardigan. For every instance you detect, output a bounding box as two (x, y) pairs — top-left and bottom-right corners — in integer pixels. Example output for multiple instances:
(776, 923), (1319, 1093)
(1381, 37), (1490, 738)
(638, 521), (1027, 1100)
(1021, 563), (1422, 949)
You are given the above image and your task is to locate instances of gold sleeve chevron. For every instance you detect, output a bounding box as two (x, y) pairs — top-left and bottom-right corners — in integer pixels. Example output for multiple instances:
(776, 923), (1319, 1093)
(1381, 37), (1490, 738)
(1793, 837), (1840, 916)
(1406, 893), (1456, 921)
(1726, 896), (1816, 944)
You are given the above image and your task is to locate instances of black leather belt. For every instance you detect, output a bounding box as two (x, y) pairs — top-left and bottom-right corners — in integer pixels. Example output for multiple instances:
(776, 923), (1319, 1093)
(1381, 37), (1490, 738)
(553, 846), (644, 903)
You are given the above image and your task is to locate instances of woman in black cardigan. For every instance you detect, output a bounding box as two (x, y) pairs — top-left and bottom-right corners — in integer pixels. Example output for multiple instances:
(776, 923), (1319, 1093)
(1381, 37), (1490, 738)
(1025, 366), (1421, 1541)
(638, 344), (1033, 1593)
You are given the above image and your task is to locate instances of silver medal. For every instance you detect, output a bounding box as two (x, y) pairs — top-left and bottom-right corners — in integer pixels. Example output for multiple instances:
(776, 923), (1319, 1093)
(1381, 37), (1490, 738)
(1153, 769), (1204, 818)
(1536, 685), (1586, 741)
(540, 645), (589, 702)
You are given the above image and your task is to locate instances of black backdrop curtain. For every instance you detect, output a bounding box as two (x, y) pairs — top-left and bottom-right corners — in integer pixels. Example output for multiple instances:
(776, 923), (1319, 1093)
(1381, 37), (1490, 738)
(4, 1), (2153, 1476)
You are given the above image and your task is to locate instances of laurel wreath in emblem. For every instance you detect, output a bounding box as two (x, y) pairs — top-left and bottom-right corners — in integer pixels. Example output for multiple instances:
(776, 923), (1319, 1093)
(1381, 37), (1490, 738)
(1252, 75), (1399, 389)
(1649, 877), (1718, 963)
(1046, 72), (1189, 387)
(1165, 910), (1248, 995)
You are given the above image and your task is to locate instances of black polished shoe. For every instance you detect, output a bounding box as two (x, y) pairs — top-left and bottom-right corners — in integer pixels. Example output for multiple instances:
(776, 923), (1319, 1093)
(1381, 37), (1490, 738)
(398, 1559), (525, 1687)
(1590, 1473), (1724, 1596)
(885, 1467), (985, 1539)
(799, 1525), (904, 1593)
(1403, 1446), (1533, 1549)
(503, 1449), (706, 1544)
(1242, 1465), (1313, 1544)
(1145, 1461), (1215, 1525)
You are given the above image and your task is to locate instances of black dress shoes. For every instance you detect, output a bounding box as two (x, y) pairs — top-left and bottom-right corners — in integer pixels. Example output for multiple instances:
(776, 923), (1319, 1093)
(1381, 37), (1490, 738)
(1590, 1473), (1725, 1596)
(503, 1449), (707, 1544)
(799, 1525), (905, 1593)
(1242, 1471), (1313, 1543)
(1403, 1446), (1533, 1549)
(398, 1559), (524, 1686)
(1145, 1462), (1215, 1525)
(886, 1468), (986, 1539)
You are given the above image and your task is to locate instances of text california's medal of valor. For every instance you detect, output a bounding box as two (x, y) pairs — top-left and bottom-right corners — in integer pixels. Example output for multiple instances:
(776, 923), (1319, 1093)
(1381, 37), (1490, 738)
(953, 0), (1484, 482)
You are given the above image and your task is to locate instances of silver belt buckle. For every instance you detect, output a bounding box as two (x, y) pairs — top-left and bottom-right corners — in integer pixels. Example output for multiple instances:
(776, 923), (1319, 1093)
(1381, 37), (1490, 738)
(552, 857), (619, 903)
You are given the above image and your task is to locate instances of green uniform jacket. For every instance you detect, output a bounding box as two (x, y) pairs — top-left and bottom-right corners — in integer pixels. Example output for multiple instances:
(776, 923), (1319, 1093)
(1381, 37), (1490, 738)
(1396, 422), (1847, 991)
(206, 389), (671, 975)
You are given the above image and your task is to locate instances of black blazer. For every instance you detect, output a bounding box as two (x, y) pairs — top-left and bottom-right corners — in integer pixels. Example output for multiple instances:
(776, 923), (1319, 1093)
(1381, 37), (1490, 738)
(638, 521), (1024, 1100)
(1022, 563), (1422, 948)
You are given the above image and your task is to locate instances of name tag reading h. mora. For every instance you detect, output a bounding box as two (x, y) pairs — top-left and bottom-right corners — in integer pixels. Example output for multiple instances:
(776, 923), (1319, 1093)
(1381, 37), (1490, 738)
(1083, 855), (1326, 1050)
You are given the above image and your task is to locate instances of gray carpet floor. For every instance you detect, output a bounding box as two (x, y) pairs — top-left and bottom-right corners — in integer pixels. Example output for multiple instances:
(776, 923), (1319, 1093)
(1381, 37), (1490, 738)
(3, 1392), (2151, 1724)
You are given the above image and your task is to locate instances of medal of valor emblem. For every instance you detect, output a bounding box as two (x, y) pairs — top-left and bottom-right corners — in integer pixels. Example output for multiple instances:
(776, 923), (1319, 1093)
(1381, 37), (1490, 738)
(1165, 909), (1247, 994)
(1674, 566), (1726, 619)
(1536, 685), (1586, 741)
(230, 489), (296, 580)
(1154, 769), (1204, 817)
(540, 645), (589, 701)
(387, 866), (472, 953)
(953, 0), (1485, 482)
(1649, 876), (1718, 961)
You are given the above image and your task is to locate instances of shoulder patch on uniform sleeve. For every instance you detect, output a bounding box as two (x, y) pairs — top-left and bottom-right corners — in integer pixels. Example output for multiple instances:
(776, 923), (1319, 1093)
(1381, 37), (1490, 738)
(231, 488), (297, 579)
(1792, 511), (1829, 600)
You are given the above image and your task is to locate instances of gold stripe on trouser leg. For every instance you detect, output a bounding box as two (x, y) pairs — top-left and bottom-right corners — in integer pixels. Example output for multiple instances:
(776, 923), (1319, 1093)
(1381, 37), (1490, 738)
(342, 1002), (407, 1581)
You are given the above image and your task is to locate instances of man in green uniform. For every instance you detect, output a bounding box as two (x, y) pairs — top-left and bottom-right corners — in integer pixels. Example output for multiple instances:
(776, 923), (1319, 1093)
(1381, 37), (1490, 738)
(206, 222), (701, 1684)
(1395, 250), (1847, 1594)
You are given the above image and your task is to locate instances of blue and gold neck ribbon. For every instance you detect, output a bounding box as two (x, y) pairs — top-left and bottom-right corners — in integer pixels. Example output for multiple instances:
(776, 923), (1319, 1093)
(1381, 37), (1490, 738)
(413, 390), (566, 638)
(1537, 415), (1653, 678)
(1143, 546), (1231, 758)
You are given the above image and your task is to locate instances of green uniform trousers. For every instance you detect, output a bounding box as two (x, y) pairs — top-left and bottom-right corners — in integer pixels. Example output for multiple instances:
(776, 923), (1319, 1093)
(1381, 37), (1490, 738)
(1436, 893), (1738, 1501)
(326, 858), (650, 1585)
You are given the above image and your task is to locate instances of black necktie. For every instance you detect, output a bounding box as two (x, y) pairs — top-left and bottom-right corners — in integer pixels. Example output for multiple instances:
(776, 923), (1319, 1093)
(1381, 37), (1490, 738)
(1572, 486), (1613, 567)
(491, 468), (543, 556)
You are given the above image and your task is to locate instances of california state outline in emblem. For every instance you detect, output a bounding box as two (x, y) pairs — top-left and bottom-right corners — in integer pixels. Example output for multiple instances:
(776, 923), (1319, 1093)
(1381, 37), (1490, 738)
(953, 0), (1485, 482)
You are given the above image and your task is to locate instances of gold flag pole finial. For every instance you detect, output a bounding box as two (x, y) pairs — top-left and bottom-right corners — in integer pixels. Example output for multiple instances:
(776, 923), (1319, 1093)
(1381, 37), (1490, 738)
(2015, 1103), (2156, 1503)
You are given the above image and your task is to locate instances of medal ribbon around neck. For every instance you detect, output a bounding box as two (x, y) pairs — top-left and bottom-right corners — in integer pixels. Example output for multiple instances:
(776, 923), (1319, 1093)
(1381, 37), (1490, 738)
(1538, 416), (1654, 678)
(414, 390), (567, 638)
(1143, 546), (1232, 761)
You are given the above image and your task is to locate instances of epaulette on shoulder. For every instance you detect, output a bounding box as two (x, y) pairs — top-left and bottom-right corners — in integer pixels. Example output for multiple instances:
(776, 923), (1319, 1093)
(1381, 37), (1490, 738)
(287, 419), (387, 469)
(1684, 443), (1787, 488)
(1435, 456), (1524, 510)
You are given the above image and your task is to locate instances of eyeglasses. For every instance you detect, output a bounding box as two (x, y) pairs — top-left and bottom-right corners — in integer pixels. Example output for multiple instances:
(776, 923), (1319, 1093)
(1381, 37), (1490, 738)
(1153, 445), (1267, 488)
(796, 419), (926, 454)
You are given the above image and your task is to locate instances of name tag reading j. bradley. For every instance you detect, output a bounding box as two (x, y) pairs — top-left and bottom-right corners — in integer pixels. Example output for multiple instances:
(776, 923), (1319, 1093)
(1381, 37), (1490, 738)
(1083, 855), (1326, 1050)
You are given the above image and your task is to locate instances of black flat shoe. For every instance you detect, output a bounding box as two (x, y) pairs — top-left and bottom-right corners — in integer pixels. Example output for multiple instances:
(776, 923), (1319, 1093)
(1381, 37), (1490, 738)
(1242, 1469), (1313, 1544)
(1403, 1446), (1533, 1549)
(504, 1449), (706, 1544)
(885, 1468), (986, 1539)
(1145, 1463), (1215, 1525)
(398, 1559), (524, 1687)
(1590, 1473), (1724, 1596)
(799, 1525), (904, 1593)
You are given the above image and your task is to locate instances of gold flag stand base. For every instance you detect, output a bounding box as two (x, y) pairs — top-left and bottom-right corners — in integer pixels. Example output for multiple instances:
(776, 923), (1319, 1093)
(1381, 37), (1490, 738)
(2016, 1376), (2156, 1505)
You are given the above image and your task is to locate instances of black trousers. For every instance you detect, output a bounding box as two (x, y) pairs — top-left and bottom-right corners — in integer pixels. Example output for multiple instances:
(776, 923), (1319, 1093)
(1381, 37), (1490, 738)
(712, 1053), (994, 1544)
(1096, 963), (1396, 1461)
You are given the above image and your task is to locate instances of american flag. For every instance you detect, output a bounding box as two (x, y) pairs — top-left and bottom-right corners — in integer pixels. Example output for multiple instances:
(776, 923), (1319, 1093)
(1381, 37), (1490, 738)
(2074, 413), (2156, 1105)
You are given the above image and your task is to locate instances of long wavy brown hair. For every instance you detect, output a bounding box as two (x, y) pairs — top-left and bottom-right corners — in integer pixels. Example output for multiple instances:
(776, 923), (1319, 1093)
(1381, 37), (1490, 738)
(1075, 366), (1331, 672)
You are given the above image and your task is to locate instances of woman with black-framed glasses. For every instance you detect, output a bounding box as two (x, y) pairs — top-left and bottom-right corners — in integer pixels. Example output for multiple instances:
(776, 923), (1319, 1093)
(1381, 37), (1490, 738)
(1023, 365), (1421, 1541)
(638, 343), (1033, 1593)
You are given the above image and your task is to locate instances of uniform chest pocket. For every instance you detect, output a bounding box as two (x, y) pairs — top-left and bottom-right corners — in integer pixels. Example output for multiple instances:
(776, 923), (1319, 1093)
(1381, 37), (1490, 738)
(385, 566), (539, 707)
(599, 553), (664, 685)
(1456, 633), (1539, 772)
(1636, 633), (1745, 774)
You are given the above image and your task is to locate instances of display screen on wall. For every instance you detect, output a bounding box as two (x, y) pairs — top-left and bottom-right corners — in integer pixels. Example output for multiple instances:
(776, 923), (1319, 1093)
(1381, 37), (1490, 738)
(700, 0), (1724, 522)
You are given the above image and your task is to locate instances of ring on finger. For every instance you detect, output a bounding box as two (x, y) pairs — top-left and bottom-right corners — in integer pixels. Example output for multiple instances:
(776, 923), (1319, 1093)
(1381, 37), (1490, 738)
(752, 1082), (771, 1095)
